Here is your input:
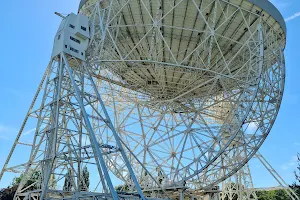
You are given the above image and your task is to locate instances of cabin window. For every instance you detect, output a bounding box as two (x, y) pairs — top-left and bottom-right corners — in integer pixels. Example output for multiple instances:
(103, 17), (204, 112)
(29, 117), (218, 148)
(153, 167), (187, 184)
(70, 47), (79, 53)
(70, 36), (81, 44)
(81, 26), (87, 31)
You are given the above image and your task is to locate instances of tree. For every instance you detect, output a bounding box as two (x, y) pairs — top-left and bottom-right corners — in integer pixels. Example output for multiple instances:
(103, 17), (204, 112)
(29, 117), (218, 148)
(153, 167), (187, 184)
(256, 153), (300, 199)
(295, 154), (300, 183)
(291, 153), (300, 197)
(0, 171), (41, 200)
(63, 167), (90, 192)
(256, 190), (290, 200)
(115, 184), (130, 192)
(11, 171), (41, 191)
(80, 166), (90, 191)
(63, 169), (73, 191)
(10, 175), (23, 187)
(0, 187), (17, 200)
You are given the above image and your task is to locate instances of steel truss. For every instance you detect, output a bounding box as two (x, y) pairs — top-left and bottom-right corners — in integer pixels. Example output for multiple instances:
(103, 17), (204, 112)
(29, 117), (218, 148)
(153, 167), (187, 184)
(221, 163), (257, 200)
(79, 0), (286, 190)
(0, 53), (155, 200)
(221, 152), (300, 200)
(0, 0), (286, 199)
(255, 152), (299, 200)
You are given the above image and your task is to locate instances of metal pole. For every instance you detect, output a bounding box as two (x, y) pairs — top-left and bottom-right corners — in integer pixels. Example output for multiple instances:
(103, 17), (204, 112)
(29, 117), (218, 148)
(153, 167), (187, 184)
(84, 63), (146, 200)
(62, 53), (119, 200)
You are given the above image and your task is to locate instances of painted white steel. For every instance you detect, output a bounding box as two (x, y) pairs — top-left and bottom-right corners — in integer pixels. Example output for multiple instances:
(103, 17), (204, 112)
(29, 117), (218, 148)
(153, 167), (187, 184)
(52, 13), (90, 60)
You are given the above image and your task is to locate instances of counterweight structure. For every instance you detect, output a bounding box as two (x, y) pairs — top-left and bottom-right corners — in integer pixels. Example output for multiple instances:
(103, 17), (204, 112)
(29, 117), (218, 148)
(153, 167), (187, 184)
(0, 0), (287, 199)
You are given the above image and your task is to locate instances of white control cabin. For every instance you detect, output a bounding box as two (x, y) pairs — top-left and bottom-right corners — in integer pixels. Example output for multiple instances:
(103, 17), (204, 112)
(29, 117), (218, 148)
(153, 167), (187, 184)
(52, 13), (90, 61)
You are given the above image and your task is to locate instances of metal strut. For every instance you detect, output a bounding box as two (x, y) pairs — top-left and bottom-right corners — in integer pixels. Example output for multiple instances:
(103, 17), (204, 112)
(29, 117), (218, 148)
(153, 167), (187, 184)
(255, 152), (299, 200)
(62, 53), (120, 200)
(63, 53), (146, 200)
(0, 64), (51, 181)
(83, 61), (146, 200)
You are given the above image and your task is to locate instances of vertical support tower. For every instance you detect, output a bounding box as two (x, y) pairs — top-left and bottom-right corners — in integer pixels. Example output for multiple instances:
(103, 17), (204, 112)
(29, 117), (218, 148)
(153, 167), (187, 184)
(0, 13), (146, 200)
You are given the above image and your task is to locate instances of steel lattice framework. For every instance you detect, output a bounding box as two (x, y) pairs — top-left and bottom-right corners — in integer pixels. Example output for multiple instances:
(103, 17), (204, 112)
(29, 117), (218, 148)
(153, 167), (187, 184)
(221, 152), (300, 200)
(0, 0), (286, 199)
(79, 0), (286, 189)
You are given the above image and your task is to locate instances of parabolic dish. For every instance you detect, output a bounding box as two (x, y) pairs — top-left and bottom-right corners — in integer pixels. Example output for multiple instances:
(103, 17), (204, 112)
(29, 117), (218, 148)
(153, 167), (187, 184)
(78, 0), (286, 189)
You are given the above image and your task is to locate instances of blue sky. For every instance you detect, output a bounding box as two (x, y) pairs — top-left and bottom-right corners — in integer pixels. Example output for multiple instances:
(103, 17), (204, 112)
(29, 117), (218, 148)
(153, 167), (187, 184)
(0, 0), (299, 189)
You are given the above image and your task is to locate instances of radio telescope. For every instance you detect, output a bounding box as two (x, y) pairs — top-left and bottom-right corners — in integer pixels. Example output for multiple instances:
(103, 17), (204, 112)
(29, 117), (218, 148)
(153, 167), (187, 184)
(79, 0), (286, 189)
(0, 0), (286, 199)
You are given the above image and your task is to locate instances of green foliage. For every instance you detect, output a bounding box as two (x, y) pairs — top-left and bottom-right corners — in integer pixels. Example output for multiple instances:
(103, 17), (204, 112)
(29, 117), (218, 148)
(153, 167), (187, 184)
(295, 154), (300, 184)
(223, 194), (238, 200)
(63, 167), (90, 192)
(255, 153), (300, 199)
(10, 175), (23, 187)
(115, 184), (130, 192)
(291, 153), (300, 197)
(63, 169), (73, 191)
(256, 189), (290, 200)
(0, 171), (41, 200)
(80, 166), (90, 191)
(10, 171), (41, 190)
(290, 183), (300, 197)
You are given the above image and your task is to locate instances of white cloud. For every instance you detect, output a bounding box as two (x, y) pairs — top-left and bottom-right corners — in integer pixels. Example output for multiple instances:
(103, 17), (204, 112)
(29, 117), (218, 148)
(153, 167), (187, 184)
(285, 12), (300, 22)
(248, 122), (257, 131)
(0, 124), (18, 140)
(0, 135), (9, 140)
(23, 128), (36, 136)
(270, 0), (291, 10)
(280, 155), (298, 171)
(0, 124), (9, 133)
(269, 0), (300, 22)
(294, 142), (300, 146)
(0, 124), (11, 140)
(245, 122), (258, 134)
